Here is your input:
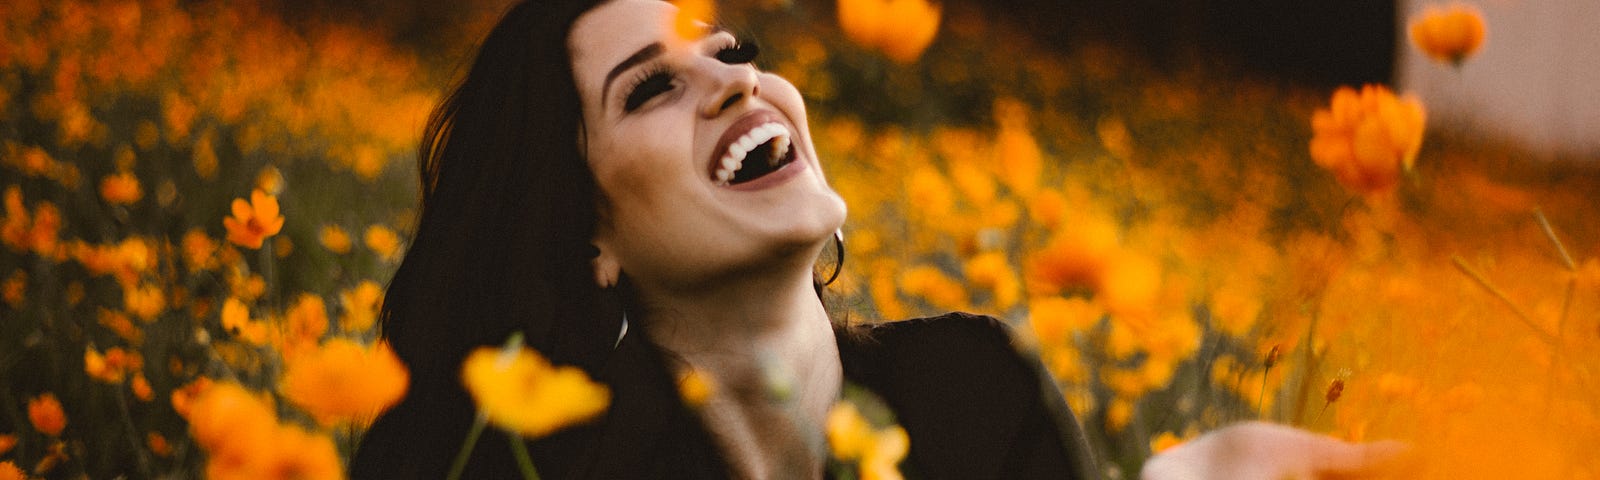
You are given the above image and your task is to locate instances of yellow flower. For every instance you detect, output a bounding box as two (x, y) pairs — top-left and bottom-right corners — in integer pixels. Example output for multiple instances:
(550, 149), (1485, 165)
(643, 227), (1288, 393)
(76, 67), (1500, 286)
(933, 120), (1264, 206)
(222, 189), (285, 249)
(860, 426), (909, 480)
(827, 401), (909, 479)
(826, 402), (875, 460)
(1096, 251), (1161, 320)
(1409, 4), (1486, 66)
(363, 224), (400, 260)
(461, 343), (610, 438)
(897, 265), (967, 311)
(963, 252), (1020, 309)
(99, 171), (142, 204)
(1027, 296), (1102, 345)
(339, 281), (384, 332)
(838, 0), (941, 63)
(280, 339), (409, 426)
(28, 393), (66, 436)
(318, 225), (351, 254)
(1308, 84), (1426, 195)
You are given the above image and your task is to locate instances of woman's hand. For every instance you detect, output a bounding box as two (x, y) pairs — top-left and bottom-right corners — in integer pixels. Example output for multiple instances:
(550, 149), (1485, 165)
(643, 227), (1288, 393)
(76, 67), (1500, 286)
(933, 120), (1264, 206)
(1140, 422), (1409, 480)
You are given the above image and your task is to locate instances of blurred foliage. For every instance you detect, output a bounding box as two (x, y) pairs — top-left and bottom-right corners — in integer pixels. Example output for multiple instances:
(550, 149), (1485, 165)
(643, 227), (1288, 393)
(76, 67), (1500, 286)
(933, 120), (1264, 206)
(2, 0), (1598, 479)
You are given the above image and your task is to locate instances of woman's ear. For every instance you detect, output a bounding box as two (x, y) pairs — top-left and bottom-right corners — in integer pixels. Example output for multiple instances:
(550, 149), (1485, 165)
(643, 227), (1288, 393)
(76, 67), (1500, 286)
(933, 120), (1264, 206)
(591, 243), (621, 289)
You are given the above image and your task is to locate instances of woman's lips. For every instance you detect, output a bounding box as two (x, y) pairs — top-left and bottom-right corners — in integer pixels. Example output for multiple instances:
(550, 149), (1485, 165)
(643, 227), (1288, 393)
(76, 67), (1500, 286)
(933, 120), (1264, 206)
(708, 109), (791, 184)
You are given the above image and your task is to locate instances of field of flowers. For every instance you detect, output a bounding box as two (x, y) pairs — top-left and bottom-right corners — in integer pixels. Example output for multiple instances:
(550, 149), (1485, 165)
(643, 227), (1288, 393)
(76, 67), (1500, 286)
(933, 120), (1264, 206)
(2, 0), (1597, 478)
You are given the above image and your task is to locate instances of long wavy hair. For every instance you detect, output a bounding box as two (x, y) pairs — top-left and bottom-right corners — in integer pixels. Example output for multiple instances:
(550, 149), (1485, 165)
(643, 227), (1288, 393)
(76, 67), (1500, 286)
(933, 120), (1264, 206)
(351, 0), (624, 477)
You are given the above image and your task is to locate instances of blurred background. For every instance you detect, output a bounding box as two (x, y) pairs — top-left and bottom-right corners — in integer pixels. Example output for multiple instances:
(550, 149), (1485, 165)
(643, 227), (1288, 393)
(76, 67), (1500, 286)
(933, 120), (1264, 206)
(2, 0), (1597, 478)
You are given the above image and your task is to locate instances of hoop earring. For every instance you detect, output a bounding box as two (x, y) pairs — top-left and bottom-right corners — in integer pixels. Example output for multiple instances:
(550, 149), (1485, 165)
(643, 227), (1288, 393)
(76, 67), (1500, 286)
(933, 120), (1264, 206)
(823, 228), (844, 286)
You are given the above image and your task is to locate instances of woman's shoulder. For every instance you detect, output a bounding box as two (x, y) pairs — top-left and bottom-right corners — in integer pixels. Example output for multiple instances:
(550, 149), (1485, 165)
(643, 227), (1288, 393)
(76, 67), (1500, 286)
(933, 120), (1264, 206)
(838, 312), (1099, 480)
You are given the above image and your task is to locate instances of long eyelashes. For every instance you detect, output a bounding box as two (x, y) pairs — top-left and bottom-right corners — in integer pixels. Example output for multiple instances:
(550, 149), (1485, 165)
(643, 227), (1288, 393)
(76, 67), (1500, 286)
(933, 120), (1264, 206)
(621, 38), (760, 113)
(716, 41), (759, 64)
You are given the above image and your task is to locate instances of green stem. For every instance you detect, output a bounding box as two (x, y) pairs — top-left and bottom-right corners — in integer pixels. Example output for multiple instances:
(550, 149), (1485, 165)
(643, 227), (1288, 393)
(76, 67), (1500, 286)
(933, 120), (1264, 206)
(507, 432), (542, 480)
(445, 415), (488, 480)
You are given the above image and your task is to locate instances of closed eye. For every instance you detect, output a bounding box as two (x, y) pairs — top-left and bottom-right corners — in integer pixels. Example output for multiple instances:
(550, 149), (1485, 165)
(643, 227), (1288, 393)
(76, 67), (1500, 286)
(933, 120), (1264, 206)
(624, 67), (675, 112)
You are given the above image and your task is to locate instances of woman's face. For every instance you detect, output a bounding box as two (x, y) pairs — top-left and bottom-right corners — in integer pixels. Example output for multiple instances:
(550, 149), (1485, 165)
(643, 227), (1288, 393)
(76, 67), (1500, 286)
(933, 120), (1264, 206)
(570, 0), (847, 291)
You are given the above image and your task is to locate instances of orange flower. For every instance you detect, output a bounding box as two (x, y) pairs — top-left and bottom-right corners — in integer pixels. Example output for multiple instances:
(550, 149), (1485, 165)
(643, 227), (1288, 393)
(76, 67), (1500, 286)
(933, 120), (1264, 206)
(0, 461), (22, 480)
(1025, 217), (1118, 295)
(363, 225), (400, 260)
(1409, 4), (1486, 66)
(181, 229), (217, 270)
(279, 339), (409, 426)
(670, 0), (715, 44)
(222, 189), (285, 249)
(28, 393), (66, 436)
(0, 433), (17, 455)
(1309, 84), (1426, 195)
(184, 382), (277, 453)
(318, 225), (351, 254)
(99, 171), (142, 204)
(338, 281), (384, 332)
(837, 0), (941, 63)
(131, 374), (154, 401)
(221, 297), (269, 345)
(146, 432), (172, 457)
(461, 341), (610, 438)
(285, 294), (329, 346)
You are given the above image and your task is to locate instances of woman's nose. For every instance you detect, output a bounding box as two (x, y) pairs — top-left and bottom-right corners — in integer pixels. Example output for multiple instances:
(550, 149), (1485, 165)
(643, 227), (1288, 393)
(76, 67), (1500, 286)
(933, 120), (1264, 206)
(699, 61), (760, 118)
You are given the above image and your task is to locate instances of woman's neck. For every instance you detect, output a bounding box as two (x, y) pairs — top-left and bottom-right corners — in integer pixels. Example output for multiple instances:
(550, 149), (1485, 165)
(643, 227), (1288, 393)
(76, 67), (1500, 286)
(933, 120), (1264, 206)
(637, 269), (841, 480)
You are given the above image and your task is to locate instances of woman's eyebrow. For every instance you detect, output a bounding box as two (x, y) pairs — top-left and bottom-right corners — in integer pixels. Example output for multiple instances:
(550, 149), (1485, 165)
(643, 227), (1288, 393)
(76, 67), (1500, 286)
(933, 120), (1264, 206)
(603, 42), (664, 107)
(600, 24), (731, 108)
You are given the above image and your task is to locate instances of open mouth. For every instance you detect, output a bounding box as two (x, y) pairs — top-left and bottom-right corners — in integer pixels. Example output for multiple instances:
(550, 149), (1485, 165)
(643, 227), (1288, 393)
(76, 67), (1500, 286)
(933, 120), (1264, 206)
(710, 120), (799, 186)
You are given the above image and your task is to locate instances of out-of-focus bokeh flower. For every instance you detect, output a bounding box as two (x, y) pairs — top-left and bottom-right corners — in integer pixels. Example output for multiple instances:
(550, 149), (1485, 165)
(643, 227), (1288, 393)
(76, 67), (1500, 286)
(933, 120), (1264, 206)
(280, 339), (408, 426)
(677, 367), (717, 408)
(1028, 296), (1102, 344)
(221, 297), (269, 345)
(1409, 4), (1486, 66)
(826, 402), (874, 460)
(827, 401), (909, 480)
(461, 343), (610, 438)
(99, 171), (142, 204)
(222, 189), (285, 249)
(181, 229), (218, 270)
(859, 426), (909, 480)
(28, 393), (66, 436)
(0, 433), (16, 455)
(363, 225), (400, 260)
(338, 281), (384, 332)
(285, 294), (330, 347)
(671, 0), (715, 44)
(318, 225), (351, 254)
(184, 382), (277, 454)
(1025, 217), (1118, 295)
(0, 461), (24, 480)
(837, 0), (941, 63)
(1309, 84), (1426, 195)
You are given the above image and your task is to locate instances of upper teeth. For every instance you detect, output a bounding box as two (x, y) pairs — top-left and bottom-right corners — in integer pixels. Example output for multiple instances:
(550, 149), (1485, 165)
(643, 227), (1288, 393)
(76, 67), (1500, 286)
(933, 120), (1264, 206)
(715, 122), (792, 185)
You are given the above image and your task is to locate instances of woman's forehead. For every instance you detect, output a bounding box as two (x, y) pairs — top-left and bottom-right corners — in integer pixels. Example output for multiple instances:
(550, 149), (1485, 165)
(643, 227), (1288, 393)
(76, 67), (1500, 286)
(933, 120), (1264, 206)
(569, 0), (677, 82)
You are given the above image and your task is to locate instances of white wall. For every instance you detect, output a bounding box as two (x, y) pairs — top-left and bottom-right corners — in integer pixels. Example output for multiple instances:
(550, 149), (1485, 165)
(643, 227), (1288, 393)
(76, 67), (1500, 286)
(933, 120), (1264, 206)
(1396, 0), (1600, 157)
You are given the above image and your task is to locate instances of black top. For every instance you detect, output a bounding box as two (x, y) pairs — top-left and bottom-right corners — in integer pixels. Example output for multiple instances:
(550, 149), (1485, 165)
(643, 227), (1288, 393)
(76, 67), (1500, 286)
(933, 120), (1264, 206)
(352, 312), (1098, 479)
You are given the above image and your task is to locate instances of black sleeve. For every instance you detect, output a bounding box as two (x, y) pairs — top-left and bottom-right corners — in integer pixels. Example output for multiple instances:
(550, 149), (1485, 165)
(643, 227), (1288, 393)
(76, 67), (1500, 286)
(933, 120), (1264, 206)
(842, 312), (1100, 480)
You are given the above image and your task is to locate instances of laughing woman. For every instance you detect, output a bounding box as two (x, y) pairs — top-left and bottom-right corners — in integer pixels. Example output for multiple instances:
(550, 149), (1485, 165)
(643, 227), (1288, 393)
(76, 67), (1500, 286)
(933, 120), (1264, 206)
(350, 1), (1402, 479)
